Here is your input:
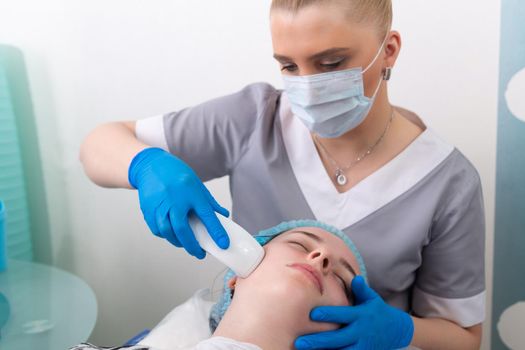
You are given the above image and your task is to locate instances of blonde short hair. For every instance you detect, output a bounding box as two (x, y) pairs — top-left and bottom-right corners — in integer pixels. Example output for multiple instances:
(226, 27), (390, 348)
(270, 0), (392, 38)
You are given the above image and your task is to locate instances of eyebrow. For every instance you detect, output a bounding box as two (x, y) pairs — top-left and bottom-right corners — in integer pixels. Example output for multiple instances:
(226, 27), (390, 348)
(273, 47), (351, 62)
(289, 230), (357, 277)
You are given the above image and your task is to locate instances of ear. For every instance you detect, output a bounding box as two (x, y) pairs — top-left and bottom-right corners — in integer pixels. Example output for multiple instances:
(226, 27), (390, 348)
(227, 276), (238, 290)
(383, 30), (402, 70)
(227, 276), (238, 299)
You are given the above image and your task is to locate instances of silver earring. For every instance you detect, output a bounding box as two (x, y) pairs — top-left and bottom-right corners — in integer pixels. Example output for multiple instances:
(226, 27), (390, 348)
(383, 67), (392, 81)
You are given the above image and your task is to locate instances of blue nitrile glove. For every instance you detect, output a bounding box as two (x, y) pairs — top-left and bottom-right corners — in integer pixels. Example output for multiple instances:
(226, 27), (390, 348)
(128, 147), (230, 259)
(295, 276), (414, 350)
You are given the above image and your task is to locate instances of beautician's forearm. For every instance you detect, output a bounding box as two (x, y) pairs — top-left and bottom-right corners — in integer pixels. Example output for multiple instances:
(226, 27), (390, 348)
(411, 316), (481, 350)
(79, 121), (148, 188)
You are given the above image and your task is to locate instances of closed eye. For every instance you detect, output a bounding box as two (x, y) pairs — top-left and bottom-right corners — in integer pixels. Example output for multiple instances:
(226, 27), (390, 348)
(335, 273), (353, 302)
(336, 274), (346, 289)
(289, 241), (308, 251)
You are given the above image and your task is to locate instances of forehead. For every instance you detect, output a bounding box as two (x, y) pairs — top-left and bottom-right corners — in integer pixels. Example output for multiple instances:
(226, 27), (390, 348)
(269, 226), (361, 274)
(270, 4), (377, 55)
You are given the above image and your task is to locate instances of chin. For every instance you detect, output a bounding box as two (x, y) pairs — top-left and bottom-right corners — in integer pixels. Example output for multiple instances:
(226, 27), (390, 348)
(266, 280), (343, 333)
(270, 278), (314, 300)
(267, 279), (321, 311)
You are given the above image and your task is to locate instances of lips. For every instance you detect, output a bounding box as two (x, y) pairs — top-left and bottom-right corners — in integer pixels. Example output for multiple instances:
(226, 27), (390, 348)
(287, 263), (323, 294)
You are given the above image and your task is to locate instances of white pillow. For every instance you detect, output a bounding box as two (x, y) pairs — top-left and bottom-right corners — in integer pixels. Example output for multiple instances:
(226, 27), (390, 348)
(138, 288), (214, 350)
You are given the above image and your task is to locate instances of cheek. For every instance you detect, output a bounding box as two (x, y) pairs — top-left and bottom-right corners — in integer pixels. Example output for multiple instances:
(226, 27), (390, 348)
(238, 247), (320, 300)
(324, 281), (350, 307)
(238, 247), (296, 285)
(302, 282), (349, 333)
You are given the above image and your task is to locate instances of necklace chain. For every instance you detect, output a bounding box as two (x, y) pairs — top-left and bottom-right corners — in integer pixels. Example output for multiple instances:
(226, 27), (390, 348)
(313, 108), (395, 186)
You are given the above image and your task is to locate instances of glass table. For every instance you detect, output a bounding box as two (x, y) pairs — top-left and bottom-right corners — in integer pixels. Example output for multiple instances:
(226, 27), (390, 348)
(0, 259), (97, 349)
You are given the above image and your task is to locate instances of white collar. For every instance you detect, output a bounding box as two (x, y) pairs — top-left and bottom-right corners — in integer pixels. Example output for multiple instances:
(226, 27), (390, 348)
(279, 93), (454, 229)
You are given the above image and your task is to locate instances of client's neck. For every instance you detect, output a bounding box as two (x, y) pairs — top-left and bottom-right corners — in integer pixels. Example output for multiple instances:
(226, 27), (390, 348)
(213, 296), (299, 349)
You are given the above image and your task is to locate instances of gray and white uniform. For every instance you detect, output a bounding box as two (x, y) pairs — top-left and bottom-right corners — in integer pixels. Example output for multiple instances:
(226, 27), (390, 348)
(136, 82), (486, 328)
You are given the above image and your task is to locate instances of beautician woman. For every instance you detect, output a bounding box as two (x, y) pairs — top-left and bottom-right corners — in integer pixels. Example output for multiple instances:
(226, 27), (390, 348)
(80, 1), (485, 349)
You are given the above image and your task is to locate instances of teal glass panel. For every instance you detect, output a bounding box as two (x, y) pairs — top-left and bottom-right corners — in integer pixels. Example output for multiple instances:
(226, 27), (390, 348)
(0, 47), (33, 261)
(492, 0), (525, 349)
(0, 45), (51, 263)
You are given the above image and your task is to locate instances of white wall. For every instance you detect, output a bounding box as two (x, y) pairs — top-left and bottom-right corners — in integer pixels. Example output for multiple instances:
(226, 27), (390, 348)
(0, 0), (500, 347)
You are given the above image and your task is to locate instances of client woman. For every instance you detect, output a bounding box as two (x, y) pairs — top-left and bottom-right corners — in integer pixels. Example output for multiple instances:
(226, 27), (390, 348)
(72, 220), (410, 349)
(204, 220), (367, 349)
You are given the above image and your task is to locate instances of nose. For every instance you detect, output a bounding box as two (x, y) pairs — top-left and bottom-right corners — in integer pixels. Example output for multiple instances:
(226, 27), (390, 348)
(309, 249), (331, 272)
(299, 67), (318, 76)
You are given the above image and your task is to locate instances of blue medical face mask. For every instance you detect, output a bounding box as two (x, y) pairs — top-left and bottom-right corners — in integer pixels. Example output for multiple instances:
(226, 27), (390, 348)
(282, 38), (389, 138)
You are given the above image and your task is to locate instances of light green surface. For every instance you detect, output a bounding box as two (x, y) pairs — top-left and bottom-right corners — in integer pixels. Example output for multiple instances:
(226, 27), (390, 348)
(0, 259), (97, 349)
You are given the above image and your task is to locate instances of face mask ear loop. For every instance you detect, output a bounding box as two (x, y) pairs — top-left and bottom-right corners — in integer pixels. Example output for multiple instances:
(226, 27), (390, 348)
(362, 32), (390, 99)
(362, 32), (390, 74)
(367, 75), (385, 100)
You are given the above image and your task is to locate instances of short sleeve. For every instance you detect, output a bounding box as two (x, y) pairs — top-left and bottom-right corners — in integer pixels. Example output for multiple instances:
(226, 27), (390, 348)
(135, 82), (280, 182)
(412, 166), (486, 327)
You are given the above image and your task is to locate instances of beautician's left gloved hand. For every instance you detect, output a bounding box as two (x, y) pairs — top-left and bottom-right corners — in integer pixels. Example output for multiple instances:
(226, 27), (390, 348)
(294, 276), (414, 350)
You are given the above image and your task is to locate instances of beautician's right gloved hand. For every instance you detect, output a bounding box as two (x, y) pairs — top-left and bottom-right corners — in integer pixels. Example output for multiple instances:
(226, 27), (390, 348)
(295, 276), (413, 350)
(128, 147), (230, 259)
